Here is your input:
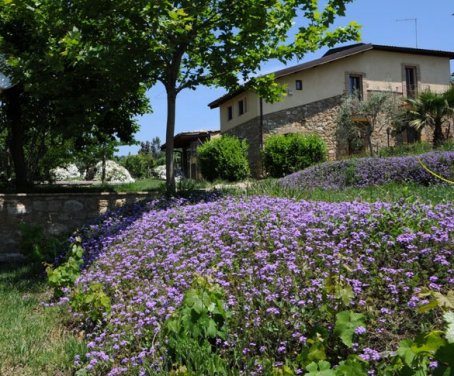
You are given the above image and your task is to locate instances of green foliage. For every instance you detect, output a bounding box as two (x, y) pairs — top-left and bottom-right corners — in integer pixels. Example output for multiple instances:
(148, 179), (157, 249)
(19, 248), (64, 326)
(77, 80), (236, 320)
(198, 136), (250, 182)
(344, 160), (359, 186)
(119, 153), (155, 179)
(335, 359), (368, 376)
(70, 283), (111, 323)
(164, 276), (230, 374)
(334, 311), (365, 348)
(444, 312), (454, 344)
(378, 142), (433, 157)
(263, 133), (327, 177)
(305, 361), (335, 376)
(337, 93), (398, 156)
(406, 90), (453, 148)
(18, 223), (63, 263)
(46, 241), (84, 297)
(0, 0), (149, 189)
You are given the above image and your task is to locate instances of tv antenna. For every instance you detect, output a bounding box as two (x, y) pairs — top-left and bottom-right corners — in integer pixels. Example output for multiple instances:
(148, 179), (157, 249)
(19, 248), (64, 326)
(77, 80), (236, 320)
(396, 18), (418, 48)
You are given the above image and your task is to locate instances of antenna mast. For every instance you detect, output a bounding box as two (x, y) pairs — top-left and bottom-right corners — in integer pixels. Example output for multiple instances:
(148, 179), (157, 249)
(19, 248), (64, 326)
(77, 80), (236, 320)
(396, 18), (418, 48)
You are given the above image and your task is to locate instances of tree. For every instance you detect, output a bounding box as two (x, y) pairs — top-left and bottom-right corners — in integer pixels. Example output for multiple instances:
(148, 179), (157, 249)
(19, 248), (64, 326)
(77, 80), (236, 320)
(406, 90), (453, 148)
(337, 92), (395, 156)
(0, 0), (149, 190)
(69, 0), (360, 192)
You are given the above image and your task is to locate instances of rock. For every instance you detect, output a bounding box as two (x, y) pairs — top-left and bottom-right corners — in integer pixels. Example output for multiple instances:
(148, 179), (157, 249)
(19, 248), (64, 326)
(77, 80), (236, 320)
(50, 164), (81, 181)
(152, 165), (183, 181)
(152, 165), (167, 180)
(93, 160), (135, 184)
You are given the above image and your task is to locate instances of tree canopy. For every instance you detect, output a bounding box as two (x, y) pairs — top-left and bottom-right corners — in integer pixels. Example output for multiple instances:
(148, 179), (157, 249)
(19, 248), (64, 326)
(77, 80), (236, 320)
(0, 0), (149, 190)
(66, 0), (360, 191)
(1, 0), (360, 191)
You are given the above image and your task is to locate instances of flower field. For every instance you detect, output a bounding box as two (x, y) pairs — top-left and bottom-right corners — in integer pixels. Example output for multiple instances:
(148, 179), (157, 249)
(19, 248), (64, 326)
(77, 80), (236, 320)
(54, 195), (454, 375)
(280, 151), (454, 190)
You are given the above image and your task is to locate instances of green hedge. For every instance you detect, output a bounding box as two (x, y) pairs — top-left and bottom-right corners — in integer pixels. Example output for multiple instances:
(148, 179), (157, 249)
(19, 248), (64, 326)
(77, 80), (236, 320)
(263, 133), (327, 177)
(197, 136), (250, 182)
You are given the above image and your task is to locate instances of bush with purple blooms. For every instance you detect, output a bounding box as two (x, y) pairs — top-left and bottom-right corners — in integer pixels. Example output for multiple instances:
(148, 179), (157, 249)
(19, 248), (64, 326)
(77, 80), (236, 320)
(53, 196), (454, 375)
(279, 151), (454, 191)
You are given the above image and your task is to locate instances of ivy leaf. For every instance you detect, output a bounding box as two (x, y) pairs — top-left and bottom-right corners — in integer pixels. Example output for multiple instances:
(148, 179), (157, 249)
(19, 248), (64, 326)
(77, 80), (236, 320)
(335, 285), (355, 306)
(413, 331), (445, 354)
(206, 318), (218, 338)
(417, 299), (439, 314)
(334, 311), (365, 348)
(443, 311), (454, 343)
(335, 359), (368, 376)
(184, 289), (204, 314)
(397, 339), (417, 367)
(305, 361), (336, 376)
(435, 292), (454, 310)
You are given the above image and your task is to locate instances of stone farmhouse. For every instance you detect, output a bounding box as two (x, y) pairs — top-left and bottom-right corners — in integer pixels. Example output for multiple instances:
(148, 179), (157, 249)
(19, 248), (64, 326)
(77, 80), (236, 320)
(208, 43), (454, 176)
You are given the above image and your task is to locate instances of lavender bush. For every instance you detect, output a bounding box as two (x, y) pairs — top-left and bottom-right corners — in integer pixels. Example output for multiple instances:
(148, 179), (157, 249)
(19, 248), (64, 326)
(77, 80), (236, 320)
(58, 196), (454, 375)
(279, 151), (454, 191)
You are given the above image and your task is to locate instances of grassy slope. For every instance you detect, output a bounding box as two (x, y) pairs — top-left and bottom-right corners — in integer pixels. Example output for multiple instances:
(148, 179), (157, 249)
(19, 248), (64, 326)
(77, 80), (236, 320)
(238, 180), (454, 205)
(0, 262), (86, 376)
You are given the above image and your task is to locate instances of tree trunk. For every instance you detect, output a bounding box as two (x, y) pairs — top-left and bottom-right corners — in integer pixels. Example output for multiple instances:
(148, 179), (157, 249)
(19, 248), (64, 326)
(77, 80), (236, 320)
(4, 85), (29, 191)
(165, 87), (177, 194)
(433, 122), (444, 148)
(367, 129), (374, 156)
(101, 145), (107, 184)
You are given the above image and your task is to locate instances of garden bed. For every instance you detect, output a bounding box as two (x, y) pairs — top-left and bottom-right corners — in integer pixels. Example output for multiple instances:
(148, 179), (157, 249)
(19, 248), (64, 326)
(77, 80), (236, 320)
(54, 196), (454, 375)
(279, 151), (454, 191)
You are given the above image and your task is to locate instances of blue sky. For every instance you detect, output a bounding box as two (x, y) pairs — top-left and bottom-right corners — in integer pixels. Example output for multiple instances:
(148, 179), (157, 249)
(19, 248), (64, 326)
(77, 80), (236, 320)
(117, 0), (454, 156)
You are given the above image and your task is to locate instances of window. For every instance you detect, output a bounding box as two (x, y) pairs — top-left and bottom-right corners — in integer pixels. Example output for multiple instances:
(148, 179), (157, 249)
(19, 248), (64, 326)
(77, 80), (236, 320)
(348, 74), (363, 100)
(295, 80), (303, 90)
(238, 98), (247, 116)
(405, 66), (417, 98)
(227, 106), (233, 121)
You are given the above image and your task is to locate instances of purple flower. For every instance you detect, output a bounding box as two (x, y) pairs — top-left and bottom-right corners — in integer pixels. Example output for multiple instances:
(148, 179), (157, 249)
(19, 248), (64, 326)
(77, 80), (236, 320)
(354, 326), (367, 335)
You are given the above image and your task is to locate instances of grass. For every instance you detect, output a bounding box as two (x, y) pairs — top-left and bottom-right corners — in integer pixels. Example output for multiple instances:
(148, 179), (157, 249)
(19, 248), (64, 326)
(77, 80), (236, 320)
(0, 262), (86, 376)
(0, 178), (165, 194)
(232, 179), (454, 205)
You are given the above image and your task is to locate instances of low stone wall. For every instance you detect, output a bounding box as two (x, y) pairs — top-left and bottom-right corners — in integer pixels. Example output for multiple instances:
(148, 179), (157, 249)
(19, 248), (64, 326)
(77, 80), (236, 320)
(0, 192), (158, 257)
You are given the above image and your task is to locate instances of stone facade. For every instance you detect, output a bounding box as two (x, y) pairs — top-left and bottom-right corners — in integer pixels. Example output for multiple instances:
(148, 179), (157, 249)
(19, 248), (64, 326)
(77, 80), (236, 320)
(0, 192), (158, 257)
(225, 95), (347, 176)
(224, 116), (262, 176)
(224, 93), (452, 177)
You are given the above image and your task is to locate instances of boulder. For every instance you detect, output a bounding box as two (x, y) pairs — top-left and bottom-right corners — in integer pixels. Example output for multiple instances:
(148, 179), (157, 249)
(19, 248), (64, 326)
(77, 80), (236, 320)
(94, 160), (135, 184)
(50, 164), (81, 181)
(152, 165), (183, 181)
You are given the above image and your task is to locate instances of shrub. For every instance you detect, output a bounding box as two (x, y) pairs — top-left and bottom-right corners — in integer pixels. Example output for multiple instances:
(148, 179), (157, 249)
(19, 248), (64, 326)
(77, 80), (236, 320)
(119, 154), (155, 179)
(197, 135), (250, 181)
(263, 133), (327, 177)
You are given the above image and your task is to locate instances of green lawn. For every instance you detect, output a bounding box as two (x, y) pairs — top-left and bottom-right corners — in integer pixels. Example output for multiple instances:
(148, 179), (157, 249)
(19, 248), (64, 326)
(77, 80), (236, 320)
(0, 262), (86, 376)
(0, 178), (165, 194)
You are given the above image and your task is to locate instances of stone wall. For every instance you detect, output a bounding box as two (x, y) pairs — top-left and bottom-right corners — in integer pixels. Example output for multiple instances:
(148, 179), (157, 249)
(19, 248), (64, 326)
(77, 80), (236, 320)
(224, 116), (263, 176)
(0, 192), (158, 257)
(225, 96), (346, 177)
(262, 95), (343, 159)
(224, 95), (445, 177)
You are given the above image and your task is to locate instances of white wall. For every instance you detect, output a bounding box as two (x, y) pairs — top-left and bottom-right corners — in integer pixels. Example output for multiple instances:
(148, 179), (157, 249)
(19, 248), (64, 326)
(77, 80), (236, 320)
(219, 49), (452, 131)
